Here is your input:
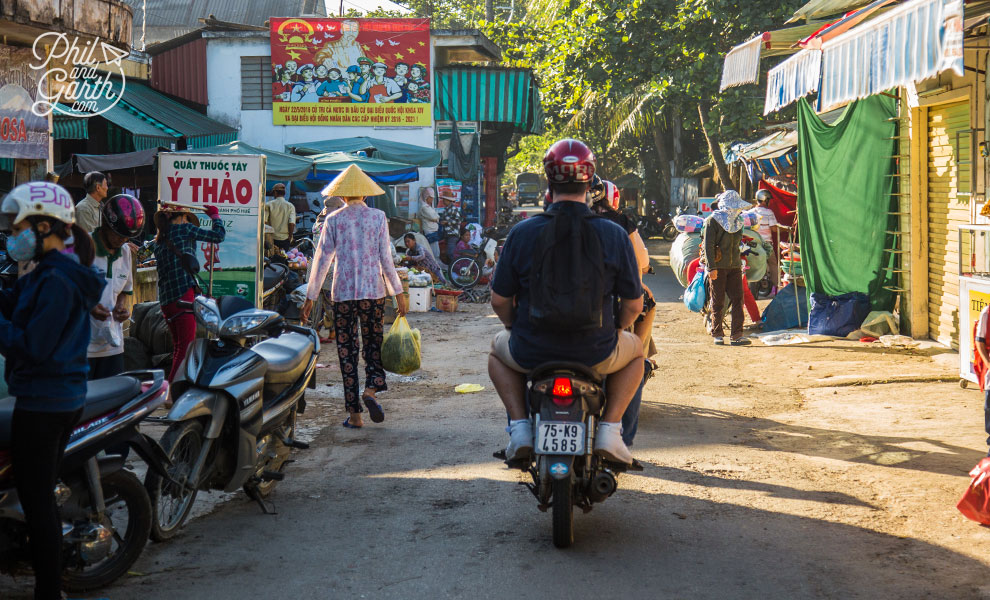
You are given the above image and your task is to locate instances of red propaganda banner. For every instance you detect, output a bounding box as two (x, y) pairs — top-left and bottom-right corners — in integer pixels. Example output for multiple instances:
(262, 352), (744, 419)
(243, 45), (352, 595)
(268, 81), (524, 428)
(270, 18), (432, 127)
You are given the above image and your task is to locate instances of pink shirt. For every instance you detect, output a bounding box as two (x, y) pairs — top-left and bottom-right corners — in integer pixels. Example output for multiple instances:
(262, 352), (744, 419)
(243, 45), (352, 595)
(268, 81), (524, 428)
(306, 202), (402, 303)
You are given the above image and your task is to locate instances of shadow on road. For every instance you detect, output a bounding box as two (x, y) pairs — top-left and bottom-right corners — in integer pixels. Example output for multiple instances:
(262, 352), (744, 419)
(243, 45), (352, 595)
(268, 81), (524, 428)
(639, 402), (984, 478)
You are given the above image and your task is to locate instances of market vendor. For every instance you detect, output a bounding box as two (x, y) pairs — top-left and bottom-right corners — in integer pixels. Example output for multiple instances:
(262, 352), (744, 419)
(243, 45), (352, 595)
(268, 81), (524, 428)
(402, 232), (447, 284)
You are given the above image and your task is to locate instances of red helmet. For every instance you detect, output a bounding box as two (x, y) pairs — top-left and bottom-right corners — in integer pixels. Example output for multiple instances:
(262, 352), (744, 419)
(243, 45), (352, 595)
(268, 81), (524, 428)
(101, 194), (145, 238)
(603, 181), (621, 210)
(543, 139), (596, 185)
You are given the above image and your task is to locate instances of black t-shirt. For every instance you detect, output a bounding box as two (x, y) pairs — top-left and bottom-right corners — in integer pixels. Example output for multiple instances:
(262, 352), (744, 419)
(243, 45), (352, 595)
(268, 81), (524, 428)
(492, 202), (643, 368)
(592, 202), (637, 235)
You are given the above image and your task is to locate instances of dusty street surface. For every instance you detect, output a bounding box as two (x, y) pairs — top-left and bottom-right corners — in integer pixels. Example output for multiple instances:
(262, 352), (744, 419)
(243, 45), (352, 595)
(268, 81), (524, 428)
(4, 240), (990, 599)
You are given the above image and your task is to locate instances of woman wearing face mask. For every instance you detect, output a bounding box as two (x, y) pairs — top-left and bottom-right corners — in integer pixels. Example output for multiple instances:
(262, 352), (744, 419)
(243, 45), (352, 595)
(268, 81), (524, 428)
(0, 181), (104, 599)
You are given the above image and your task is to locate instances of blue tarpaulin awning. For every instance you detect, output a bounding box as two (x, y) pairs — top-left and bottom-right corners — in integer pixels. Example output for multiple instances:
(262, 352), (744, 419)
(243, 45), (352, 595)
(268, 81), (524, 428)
(308, 152), (420, 185)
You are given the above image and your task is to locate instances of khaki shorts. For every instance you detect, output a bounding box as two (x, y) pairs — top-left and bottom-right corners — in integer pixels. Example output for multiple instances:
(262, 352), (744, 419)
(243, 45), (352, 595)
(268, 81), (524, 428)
(490, 329), (642, 378)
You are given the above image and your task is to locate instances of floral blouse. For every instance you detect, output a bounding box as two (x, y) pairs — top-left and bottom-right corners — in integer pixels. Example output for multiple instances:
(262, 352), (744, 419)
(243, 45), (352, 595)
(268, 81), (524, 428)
(306, 202), (403, 303)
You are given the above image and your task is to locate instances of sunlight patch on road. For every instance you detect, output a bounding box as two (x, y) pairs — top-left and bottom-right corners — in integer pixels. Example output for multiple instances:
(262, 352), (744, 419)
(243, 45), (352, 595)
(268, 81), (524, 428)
(367, 462), (524, 483)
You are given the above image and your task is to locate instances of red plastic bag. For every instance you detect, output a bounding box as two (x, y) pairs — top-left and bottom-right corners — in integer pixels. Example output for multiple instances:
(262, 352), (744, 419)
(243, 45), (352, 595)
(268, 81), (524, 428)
(957, 458), (990, 525)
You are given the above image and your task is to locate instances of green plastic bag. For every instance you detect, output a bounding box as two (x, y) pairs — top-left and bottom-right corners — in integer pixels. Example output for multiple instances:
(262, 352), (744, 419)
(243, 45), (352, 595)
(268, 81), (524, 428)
(382, 316), (421, 375)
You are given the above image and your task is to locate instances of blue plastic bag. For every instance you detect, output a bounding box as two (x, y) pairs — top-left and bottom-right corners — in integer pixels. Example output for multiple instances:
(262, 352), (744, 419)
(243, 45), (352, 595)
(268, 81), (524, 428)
(684, 271), (706, 313)
(808, 292), (871, 337)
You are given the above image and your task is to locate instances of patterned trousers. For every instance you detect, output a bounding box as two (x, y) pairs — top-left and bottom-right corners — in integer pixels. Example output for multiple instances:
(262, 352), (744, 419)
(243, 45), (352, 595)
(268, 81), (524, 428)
(332, 298), (388, 413)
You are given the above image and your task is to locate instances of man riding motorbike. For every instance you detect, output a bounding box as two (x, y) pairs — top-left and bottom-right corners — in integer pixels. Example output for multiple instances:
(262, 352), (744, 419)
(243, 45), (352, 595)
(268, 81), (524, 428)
(488, 139), (645, 465)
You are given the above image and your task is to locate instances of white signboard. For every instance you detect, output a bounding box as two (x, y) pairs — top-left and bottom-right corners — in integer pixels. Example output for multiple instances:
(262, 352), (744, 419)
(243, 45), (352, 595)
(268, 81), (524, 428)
(158, 153), (266, 306)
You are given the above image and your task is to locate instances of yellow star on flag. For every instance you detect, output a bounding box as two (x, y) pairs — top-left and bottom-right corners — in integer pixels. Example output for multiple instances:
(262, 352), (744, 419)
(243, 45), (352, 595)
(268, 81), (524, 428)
(407, 47), (415, 54)
(362, 44), (371, 51)
(394, 52), (404, 60)
(418, 41), (425, 46)
(288, 50), (301, 60)
(377, 55), (388, 63)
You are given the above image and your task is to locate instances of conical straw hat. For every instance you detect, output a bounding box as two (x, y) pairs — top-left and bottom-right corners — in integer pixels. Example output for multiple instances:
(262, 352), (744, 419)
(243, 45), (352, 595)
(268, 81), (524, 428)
(321, 164), (385, 198)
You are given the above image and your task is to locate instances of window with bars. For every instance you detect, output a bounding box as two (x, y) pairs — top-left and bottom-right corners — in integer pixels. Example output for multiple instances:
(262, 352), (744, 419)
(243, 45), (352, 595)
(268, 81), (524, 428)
(241, 56), (272, 111)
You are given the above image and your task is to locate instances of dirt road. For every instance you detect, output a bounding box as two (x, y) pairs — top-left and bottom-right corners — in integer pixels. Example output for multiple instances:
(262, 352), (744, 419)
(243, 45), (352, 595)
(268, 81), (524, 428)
(4, 240), (990, 599)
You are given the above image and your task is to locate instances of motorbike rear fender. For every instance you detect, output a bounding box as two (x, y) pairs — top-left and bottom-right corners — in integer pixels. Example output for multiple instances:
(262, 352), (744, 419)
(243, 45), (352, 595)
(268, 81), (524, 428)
(166, 388), (229, 439)
(121, 430), (172, 481)
(543, 455), (576, 481)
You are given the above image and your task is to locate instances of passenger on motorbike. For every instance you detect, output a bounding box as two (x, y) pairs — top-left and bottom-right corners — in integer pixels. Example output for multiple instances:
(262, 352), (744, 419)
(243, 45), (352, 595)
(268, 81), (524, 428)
(488, 139), (645, 465)
(0, 182), (104, 600)
(589, 178), (658, 446)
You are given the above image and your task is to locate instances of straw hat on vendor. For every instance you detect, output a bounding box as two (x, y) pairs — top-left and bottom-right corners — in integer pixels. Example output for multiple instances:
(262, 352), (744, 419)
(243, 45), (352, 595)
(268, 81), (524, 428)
(301, 164), (408, 429)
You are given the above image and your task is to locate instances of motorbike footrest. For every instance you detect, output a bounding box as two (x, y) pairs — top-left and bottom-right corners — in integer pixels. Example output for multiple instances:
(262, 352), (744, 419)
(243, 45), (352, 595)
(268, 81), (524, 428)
(504, 458), (529, 471)
(604, 459), (644, 473)
(285, 439), (310, 450)
(260, 470), (285, 482)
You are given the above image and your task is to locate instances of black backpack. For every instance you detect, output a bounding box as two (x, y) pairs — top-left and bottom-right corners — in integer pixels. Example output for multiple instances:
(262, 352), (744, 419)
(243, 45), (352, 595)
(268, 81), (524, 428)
(529, 210), (606, 331)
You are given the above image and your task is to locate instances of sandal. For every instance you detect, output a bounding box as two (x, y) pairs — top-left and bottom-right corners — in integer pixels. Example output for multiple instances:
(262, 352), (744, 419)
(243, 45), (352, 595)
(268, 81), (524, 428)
(342, 417), (363, 429)
(363, 395), (385, 423)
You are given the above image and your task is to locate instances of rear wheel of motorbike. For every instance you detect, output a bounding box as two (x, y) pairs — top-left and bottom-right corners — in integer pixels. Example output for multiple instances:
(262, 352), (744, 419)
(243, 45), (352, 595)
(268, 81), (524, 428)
(145, 420), (203, 542)
(552, 477), (574, 549)
(62, 470), (152, 592)
(663, 224), (678, 241)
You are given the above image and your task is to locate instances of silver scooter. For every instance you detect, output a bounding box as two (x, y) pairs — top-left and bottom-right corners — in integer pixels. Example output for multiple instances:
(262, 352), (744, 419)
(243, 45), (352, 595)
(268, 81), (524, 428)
(144, 295), (318, 541)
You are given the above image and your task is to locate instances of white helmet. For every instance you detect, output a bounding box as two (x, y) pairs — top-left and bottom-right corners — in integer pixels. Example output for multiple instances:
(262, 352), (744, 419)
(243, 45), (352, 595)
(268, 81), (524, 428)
(0, 181), (75, 231)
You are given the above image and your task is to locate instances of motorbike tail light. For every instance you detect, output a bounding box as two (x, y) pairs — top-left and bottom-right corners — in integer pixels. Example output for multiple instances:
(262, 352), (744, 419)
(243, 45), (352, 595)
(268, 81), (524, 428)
(551, 377), (574, 406)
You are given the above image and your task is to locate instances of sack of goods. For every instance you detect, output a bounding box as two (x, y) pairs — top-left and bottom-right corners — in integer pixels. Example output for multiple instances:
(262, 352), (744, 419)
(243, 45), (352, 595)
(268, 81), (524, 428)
(382, 316), (422, 375)
(670, 232), (703, 288)
(674, 214), (704, 234)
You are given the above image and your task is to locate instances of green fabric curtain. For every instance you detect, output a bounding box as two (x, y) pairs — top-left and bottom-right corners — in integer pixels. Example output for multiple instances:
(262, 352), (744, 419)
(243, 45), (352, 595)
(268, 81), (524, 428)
(797, 95), (898, 311)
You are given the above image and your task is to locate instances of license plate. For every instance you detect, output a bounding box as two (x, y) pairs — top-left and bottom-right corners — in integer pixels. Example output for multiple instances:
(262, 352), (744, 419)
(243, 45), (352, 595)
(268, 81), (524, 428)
(536, 421), (585, 455)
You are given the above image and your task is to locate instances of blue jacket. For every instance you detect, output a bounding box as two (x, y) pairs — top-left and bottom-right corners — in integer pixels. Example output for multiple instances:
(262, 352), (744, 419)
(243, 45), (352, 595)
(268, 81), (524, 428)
(0, 250), (105, 411)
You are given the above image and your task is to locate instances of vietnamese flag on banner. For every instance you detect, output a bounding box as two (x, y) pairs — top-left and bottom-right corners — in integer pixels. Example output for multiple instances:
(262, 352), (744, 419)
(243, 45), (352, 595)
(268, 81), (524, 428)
(270, 18), (432, 127)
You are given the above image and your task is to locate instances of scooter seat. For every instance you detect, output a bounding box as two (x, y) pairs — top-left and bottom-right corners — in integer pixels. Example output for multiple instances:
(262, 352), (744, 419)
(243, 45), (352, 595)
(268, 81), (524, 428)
(0, 396), (12, 448)
(264, 263), (288, 292)
(253, 332), (313, 385)
(79, 376), (142, 423)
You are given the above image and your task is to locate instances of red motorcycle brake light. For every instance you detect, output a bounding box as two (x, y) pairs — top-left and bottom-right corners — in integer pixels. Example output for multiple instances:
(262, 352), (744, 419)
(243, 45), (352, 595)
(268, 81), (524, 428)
(552, 377), (572, 397)
(551, 377), (574, 406)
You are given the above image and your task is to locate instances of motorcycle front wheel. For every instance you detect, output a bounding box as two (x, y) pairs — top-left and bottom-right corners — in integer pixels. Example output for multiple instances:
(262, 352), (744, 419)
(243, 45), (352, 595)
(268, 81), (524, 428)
(62, 470), (152, 592)
(552, 477), (574, 548)
(145, 420), (203, 542)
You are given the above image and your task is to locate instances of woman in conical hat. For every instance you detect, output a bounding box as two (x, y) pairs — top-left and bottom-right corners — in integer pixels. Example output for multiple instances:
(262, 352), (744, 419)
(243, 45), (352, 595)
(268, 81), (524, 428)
(301, 164), (408, 428)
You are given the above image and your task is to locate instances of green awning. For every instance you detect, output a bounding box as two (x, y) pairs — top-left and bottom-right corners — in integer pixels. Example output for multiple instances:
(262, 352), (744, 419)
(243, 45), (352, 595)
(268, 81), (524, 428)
(434, 67), (544, 134)
(76, 79), (238, 151)
(287, 137), (441, 168)
(53, 114), (88, 140)
(177, 141), (314, 180)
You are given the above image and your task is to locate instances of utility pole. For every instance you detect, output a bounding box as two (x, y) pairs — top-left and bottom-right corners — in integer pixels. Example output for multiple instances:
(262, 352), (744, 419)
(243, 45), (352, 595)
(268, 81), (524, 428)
(486, 0), (494, 21)
(339, 0), (344, 16)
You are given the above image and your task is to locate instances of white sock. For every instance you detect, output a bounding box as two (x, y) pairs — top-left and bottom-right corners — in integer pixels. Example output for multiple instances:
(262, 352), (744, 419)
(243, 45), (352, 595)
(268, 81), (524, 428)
(598, 421), (624, 434)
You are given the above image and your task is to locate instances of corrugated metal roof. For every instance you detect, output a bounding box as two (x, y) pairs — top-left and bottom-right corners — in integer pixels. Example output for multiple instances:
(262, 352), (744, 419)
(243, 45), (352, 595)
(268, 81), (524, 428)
(787, 0), (875, 22)
(123, 0), (326, 32)
(150, 38), (208, 105)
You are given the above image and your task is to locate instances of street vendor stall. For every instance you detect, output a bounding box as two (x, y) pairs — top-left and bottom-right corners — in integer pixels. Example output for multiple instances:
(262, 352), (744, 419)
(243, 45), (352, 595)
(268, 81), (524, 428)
(177, 141), (314, 181)
(958, 224), (990, 387)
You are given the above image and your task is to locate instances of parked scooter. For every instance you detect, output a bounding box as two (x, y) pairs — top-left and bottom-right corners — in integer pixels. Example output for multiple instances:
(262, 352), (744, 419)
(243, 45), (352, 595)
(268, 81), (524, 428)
(145, 295), (318, 540)
(448, 229), (499, 288)
(504, 362), (642, 548)
(0, 370), (171, 591)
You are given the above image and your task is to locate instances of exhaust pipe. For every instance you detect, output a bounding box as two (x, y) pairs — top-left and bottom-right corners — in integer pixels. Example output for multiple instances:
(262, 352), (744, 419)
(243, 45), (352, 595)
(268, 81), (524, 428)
(586, 472), (616, 503)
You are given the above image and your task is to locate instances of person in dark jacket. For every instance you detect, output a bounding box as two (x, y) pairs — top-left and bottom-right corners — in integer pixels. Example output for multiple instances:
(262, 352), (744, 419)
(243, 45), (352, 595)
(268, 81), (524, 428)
(0, 181), (104, 600)
(703, 190), (752, 346)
